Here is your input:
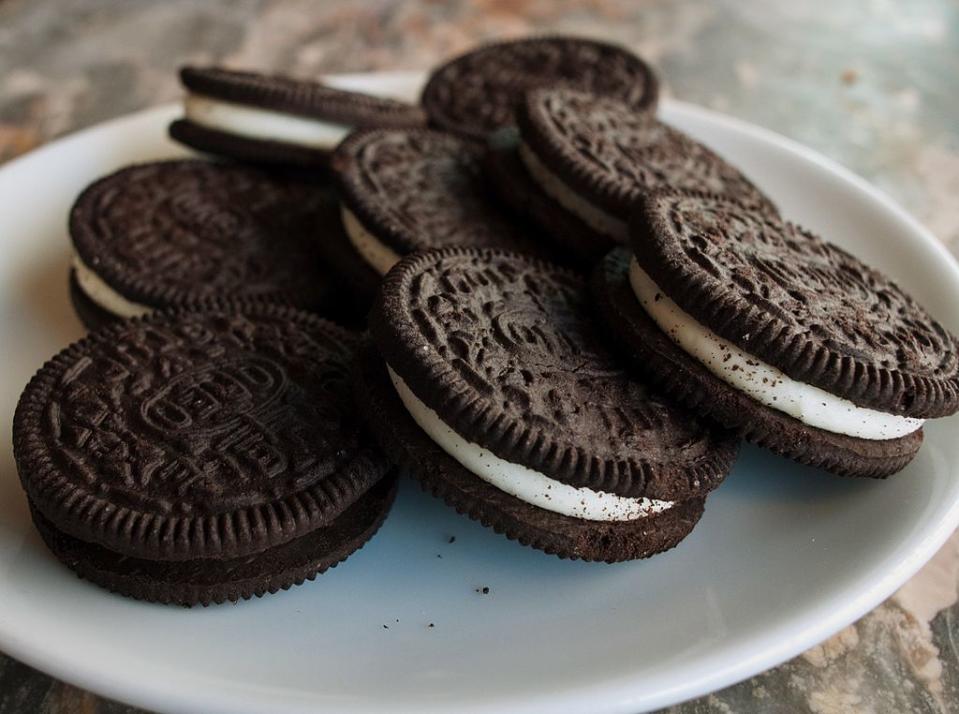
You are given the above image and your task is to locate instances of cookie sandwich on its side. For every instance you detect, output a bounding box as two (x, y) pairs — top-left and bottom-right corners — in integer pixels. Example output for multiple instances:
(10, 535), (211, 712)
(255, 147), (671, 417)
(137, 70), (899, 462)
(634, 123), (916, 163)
(593, 190), (959, 477)
(355, 247), (738, 562)
(486, 87), (774, 263)
(68, 160), (336, 330)
(170, 66), (425, 167)
(328, 128), (559, 308)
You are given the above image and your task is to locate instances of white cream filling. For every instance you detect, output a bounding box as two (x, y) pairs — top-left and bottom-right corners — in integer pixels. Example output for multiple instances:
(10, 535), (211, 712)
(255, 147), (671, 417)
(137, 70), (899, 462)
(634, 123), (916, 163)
(517, 141), (628, 241)
(340, 206), (402, 276)
(184, 93), (351, 150)
(628, 258), (924, 440)
(72, 254), (151, 319)
(387, 365), (674, 522)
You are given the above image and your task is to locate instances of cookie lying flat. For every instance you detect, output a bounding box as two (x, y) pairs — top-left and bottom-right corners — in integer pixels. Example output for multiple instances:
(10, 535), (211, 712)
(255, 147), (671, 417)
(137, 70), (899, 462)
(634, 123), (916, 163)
(356, 247), (738, 562)
(592, 191), (959, 477)
(69, 160), (335, 330)
(330, 129), (557, 278)
(13, 303), (396, 605)
(421, 36), (658, 140)
(170, 66), (425, 167)
(508, 87), (774, 252)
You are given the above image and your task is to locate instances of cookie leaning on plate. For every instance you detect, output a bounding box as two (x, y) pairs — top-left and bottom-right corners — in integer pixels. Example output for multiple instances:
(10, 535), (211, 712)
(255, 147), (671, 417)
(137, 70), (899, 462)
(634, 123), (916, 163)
(170, 66), (425, 167)
(329, 129), (559, 295)
(13, 302), (396, 606)
(355, 247), (738, 562)
(68, 160), (336, 330)
(592, 190), (959, 477)
(421, 36), (659, 140)
(489, 87), (774, 260)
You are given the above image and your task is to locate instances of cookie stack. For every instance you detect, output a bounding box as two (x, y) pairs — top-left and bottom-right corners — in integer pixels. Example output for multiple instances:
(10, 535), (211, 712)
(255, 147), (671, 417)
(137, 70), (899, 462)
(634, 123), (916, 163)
(13, 36), (959, 606)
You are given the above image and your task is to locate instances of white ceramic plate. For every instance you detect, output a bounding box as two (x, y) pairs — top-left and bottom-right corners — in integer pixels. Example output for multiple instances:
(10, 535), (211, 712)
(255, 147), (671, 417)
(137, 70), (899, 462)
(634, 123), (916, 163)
(1, 71), (957, 714)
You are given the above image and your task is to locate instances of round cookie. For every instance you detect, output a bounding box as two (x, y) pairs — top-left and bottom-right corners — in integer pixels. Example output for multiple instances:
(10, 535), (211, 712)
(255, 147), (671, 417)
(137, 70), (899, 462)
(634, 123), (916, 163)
(354, 345), (706, 562)
(13, 302), (396, 604)
(514, 87), (775, 246)
(330, 129), (558, 277)
(591, 190), (959, 477)
(68, 160), (336, 327)
(421, 36), (659, 140)
(357, 247), (738, 562)
(171, 66), (425, 167)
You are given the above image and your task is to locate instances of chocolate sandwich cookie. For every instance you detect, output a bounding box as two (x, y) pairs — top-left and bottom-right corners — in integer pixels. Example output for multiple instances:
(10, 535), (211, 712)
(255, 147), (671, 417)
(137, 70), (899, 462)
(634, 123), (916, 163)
(170, 66), (425, 167)
(330, 129), (557, 279)
(355, 247), (738, 562)
(421, 36), (659, 140)
(510, 87), (774, 252)
(592, 190), (959, 477)
(69, 160), (335, 330)
(13, 302), (396, 605)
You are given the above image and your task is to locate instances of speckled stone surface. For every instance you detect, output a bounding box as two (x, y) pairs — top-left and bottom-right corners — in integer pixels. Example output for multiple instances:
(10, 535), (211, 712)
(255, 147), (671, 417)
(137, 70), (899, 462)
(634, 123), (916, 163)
(1, 1), (958, 712)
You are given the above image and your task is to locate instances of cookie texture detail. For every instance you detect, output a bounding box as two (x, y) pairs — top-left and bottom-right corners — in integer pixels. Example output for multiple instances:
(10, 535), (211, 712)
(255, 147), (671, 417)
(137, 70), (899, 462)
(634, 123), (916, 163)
(632, 191), (959, 417)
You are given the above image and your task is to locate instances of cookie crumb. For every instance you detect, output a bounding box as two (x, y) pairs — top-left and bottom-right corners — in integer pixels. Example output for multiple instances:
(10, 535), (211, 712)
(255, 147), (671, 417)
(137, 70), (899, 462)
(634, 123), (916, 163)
(428, 623), (435, 628)
(448, 535), (456, 544)
(475, 586), (490, 595)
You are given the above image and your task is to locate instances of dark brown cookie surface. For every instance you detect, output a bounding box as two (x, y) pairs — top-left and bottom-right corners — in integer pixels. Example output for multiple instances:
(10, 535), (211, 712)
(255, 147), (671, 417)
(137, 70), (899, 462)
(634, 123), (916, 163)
(30, 476), (396, 606)
(421, 36), (658, 140)
(517, 87), (774, 216)
(632, 191), (959, 417)
(69, 160), (334, 312)
(330, 129), (554, 259)
(353, 346), (705, 563)
(180, 66), (426, 126)
(592, 249), (924, 477)
(14, 303), (392, 562)
(370, 247), (737, 500)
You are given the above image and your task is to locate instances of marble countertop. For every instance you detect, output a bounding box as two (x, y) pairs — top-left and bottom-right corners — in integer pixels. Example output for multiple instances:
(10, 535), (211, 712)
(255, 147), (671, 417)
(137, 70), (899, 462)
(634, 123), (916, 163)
(1, 1), (957, 711)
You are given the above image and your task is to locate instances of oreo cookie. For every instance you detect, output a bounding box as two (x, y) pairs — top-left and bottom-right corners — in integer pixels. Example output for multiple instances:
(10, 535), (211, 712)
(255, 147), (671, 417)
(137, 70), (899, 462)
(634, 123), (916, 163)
(13, 303), (396, 605)
(170, 66), (425, 167)
(69, 160), (336, 329)
(510, 87), (774, 251)
(421, 36), (658, 140)
(356, 247), (738, 562)
(592, 190), (959, 477)
(330, 129), (557, 278)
